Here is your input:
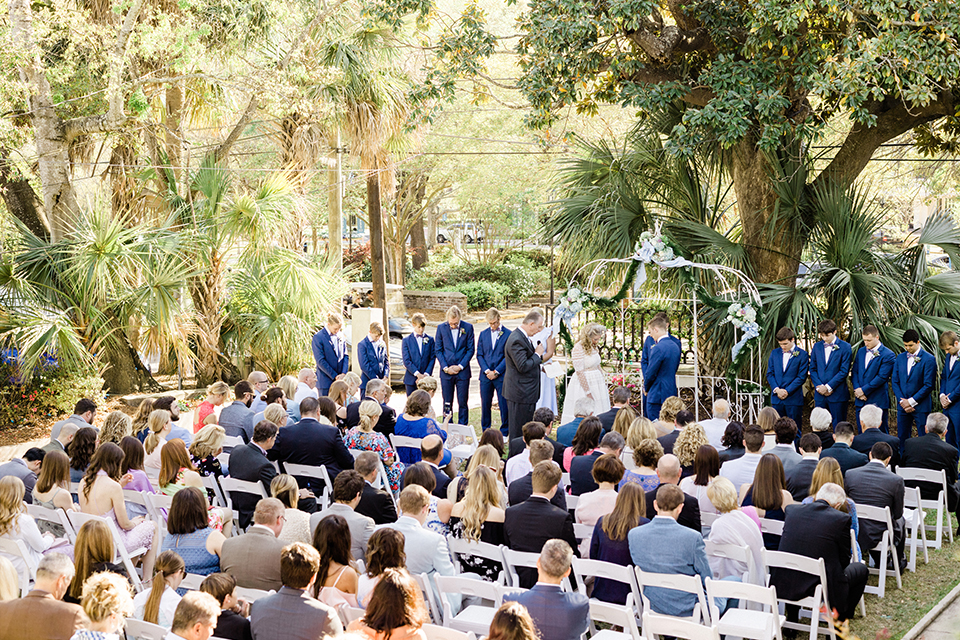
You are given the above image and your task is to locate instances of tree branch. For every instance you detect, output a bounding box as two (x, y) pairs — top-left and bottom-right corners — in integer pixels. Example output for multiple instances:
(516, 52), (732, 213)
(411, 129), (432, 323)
(106, 0), (147, 123)
(623, 68), (715, 106)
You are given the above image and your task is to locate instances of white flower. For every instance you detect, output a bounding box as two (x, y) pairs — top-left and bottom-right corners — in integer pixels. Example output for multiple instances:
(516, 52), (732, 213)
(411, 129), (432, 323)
(570, 301), (583, 313)
(567, 287), (581, 300)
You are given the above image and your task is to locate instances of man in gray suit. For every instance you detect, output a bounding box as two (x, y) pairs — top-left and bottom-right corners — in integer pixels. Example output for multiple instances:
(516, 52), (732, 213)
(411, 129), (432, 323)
(844, 441), (906, 568)
(502, 539), (589, 640)
(770, 417), (803, 474)
(0, 448), (43, 504)
(50, 398), (97, 440)
(310, 470), (375, 561)
(219, 498), (286, 591)
(250, 542), (343, 640)
(219, 381), (256, 443)
(42, 424), (78, 455)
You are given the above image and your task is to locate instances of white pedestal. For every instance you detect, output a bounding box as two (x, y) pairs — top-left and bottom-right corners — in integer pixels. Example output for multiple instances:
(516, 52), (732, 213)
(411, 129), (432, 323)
(351, 307), (384, 376)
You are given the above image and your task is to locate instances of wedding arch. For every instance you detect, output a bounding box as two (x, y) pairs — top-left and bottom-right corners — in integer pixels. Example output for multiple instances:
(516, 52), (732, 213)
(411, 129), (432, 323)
(549, 230), (765, 423)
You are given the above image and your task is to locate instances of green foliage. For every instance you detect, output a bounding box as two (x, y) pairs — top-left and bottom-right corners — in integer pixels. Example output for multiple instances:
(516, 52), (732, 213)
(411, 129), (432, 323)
(0, 363), (105, 431)
(412, 262), (540, 301)
(446, 281), (510, 310)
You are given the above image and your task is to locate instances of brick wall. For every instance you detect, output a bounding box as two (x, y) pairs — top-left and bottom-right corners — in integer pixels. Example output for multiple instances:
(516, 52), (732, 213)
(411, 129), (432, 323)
(403, 290), (468, 312)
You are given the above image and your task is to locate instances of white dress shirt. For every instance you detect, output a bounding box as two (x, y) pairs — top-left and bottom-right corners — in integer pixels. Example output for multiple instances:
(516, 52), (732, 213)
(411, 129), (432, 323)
(719, 452), (763, 493)
(781, 350), (792, 371)
(823, 339), (834, 365)
(699, 418), (728, 449)
(293, 382), (319, 404)
(505, 449), (532, 486)
(865, 344), (882, 368)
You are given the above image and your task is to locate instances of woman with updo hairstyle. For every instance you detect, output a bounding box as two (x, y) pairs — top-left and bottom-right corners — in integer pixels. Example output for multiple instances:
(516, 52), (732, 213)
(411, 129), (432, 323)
(160, 486), (225, 577)
(563, 416), (602, 471)
(271, 474), (312, 544)
(144, 409), (172, 470)
(189, 424), (225, 482)
(620, 438), (662, 491)
(656, 396), (686, 437)
(132, 397), (155, 442)
(100, 411), (133, 446)
(68, 427), (98, 483)
(70, 571), (134, 639)
(195, 381), (230, 432)
(358, 528), (406, 608)
(719, 421), (746, 462)
(487, 601), (540, 640)
(343, 400), (404, 494)
(348, 568), (429, 640)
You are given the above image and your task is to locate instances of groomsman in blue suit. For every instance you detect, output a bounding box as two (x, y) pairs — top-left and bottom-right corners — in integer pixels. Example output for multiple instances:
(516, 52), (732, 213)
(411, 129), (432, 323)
(892, 329), (937, 452)
(643, 316), (681, 421)
(641, 312), (682, 416)
(809, 319), (852, 427)
(852, 324), (895, 433)
(766, 327), (808, 430)
(435, 305), (475, 425)
(311, 313), (349, 396)
(939, 331), (960, 449)
(477, 307), (509, 435)
(401, 313), (436, 396)
(358, 321), (389, 396)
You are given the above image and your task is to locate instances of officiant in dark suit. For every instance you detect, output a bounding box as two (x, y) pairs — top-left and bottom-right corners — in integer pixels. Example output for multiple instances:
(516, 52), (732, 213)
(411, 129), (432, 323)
(504, 309), (555, 442)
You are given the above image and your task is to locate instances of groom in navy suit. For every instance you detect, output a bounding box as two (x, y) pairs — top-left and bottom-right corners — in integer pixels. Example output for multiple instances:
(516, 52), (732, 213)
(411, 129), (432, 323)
(766, 327), (809, 431)
(643, 316), (680, 421)
(311, 313), (349, 396)
(435, 305), (475, 425)
(641, 312), (682, 414)
(477, 307), (509, 435)
(401, 313), (436, 396)
(852, 324), (895, 433)
(939, 331), (960, 449)
(810, 319), (852, 428)
(892, 329), (937, 452)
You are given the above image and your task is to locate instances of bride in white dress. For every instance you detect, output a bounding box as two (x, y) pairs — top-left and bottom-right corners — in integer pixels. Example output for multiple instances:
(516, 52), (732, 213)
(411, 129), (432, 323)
(561, 323), (611, 423)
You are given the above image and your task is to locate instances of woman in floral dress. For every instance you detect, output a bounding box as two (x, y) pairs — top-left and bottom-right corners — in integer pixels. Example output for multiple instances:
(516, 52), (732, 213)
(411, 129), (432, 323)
(342, 400), (404, 494)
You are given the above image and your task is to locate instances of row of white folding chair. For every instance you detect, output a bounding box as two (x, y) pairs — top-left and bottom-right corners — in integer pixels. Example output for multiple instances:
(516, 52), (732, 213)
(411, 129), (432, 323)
(903, 486), (929, 571)
(636, 568), (711, 626)
(704, 540), (762, 586)
(434, 574), (525, 635)
(24, 503), (77, 543)
(642, 611), (720, 640)
(283, 463), (333, 511)
(761, 549), (836, 640)
(588, 599), (642, 640)
(422, 624), (476, 640)
(0, 538), (35, 596)
(124, 618), (167, 640)
(572, 557), (644, 623)
(65, 510), (146, 591)
(446, 423), (479, 461)
(446, 537), (571, 592)
(219, 477), (268, 529)
(856, 504), (902, 597)
(896, 466), (953, 549)
(704, 578), (784, 640)
(177, 571), (272, 602)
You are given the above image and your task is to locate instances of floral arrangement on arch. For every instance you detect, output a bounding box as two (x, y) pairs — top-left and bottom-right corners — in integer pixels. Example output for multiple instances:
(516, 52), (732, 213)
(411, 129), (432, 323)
(610, 368), (645, 409)
(636, 231), (676, 263)
(720, 302), (761, 362)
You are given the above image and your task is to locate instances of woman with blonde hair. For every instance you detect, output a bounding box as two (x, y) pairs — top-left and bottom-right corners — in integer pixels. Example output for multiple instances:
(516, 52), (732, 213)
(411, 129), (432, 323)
(448, 443), (506, 504)
(70, 571), (134, 640)
(66, 519), (129, 604)
(673, 422), (709, 472)
(189, 424), (225, 482)
(343, 400), (404, 494)
(611, 406), (636, 439)
(100, 411), (133, 446)
(0, 477), (59, 579)
(264, 403), (292, 430)
(194, 381), (230, 433)
(132, 398), (155, 442)
(561, 323), (610, 423)
(656, 396), (686, 437)
(32, 450), (77, 537)
(590, 482), (648, 603)
(620, 439), (662, 491)
(706, 477), (764, 581)
(144, 409), (172, 470)
(132, 550), (183, 627)
(329, 379), (351, 426)
(271, 474), (312, 544)
(757, 406), (780, 451)
(449, 466), (505, 580)
(623, 416), (657, 470)
(0, 556), (17, 601)
(343, 371), (362, 404)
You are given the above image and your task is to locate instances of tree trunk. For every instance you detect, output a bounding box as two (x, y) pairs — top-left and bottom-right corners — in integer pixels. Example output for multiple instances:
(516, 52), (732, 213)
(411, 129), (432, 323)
(164, 83), (183, 181)
(0, 152), (49, 239)
(327, 133), (343, 271)
(410, 210), (427, 269)
(729, 136), (803, 286)
(101, 334), (162, 394)
(367, 165), (390, 364)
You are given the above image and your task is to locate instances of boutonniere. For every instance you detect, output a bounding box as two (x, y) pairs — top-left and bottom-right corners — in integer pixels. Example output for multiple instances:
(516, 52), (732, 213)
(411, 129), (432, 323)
(423, 336), (429, 342)
(826, 343), (838, 352)
(790, 349), (800, 359)
(459, 328), (464, 337)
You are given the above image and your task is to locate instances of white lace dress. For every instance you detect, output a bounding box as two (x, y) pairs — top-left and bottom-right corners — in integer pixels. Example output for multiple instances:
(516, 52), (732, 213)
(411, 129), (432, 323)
(561, 345), (610, 423)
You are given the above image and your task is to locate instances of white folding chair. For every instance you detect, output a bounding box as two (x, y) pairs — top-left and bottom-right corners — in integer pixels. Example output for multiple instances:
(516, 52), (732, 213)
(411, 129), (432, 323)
(446, 536), (508, 584)
(0, 538), (35, 595)
(588, 599), (643, 640)
(856, 504), (902, 597)
(234, 586), (271, 602)
(572, 557), (643, 619)
(348, 449), (396, 499)
(903, 486), (929, 571)
(705, 578), (784, 640)
(123, 618), (168, 640)
(635, 568), (710, 625)
(758, 518), (784, 537)
(573, 523), (594, 544)
(502, 547), (572, 591)
(446, 423), (478, 461)
(69, 482), (82, 496)
(340, 605), (365, 627)
(413, 572), (444, 625)
(642, 611), (720, 640)
(566, 494), (579, 511)
(24, 503), (76, 543)
(283, 463), (334, 510)
(202, 474), (228, 509)
(561, 472), (571, 487)
(389, 433), (424, 456)
(221, 435), (245, 452)
(761, 550), (835, 640)
(219, 477), (268, 528)
(143, 493), (173, 543)
(896, 467), (953, 548)
(704, 541), (758, 586)
(66, 511), (147, 590)
(435, 575), (501, 635)
(122, 489), (151, 520)
(700, 512), (720, 532)
(422, 624), (476, 640)
(179, 572), (206, 592)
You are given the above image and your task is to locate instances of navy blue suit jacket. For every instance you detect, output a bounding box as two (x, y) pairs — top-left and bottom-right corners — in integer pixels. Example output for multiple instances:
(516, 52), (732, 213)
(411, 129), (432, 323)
(820, 442), (868, 476)
(852, 344), (895, 408)
(435, 321), (475, 378)
(644, 337), (680, 405)
(477, 327), (507, 377)
(810, 339), (852, 403)
(503, 584), (589, 640)
(358, 337), (389, 389)
(268, 418), (354, 493)
(892, 349), (936, 412)
(641, 334), (681, 375)
(942, 355), (960, 421)
(311, 328), (349, 390)
(766, 347), (809, 407)
(401, 333), (436, 386)
(569, 451), (602, 496)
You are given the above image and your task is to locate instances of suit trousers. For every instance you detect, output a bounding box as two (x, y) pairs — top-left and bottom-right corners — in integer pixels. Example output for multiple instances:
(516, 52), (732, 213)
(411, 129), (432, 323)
(645, 400), (661, 423)
(945, 407), (960, 451)
(856, 407), (888, 434)
(815, 395), (848, 429)
(405, 383), (418, 396)
(480, 375), (508, 434)
(441, 373), (470, 425)
(508, 400), (536, 443)
(896, 408), (928, 453)
(785, 562), (868, 623)
(771, 400), (803, 434)
(317, 386), (330, 397)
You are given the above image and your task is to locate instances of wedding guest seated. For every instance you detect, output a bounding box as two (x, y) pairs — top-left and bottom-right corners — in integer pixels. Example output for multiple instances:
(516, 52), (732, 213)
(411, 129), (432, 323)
(449, 466), (506, 581)
(312, 514), (359, 609)
(347, 568), (429, 640)
(383, 485), (457, 587)
(821, 421), (868, 475)
(845, 441), (906, 569)
(487, 602), (539, 640)
(72, 571), (134, 639)
(505, 421), (546, 486)
(195, 382), (230, 433)
(394, 391), (449, 465)
(556, 397), (594, 448)
(522, 406), (566, 466)
(200, 573), (252, 640)
(700, 399), (731, 449)
(346, 379), (397, 436)
(589, 483), (648, 604)
(563, 416), (602, 472)
(219, 498), (286, 591)
(575, 451), (624, 530)
(228, 420), (280, 530)
(343, 400), (404, 494)
(65, 520), (130, 605)
(159, 439), (230, 534)
(354, 452), (399, 525)
(678, 445), (721, 520)
(311, 471), (375, 561)
(253, 388), (292, 427)
(0, 447), (43, 503)
(357, 528), (406, 608)
(738, 453), (794, 549)
(132, 551), (183, 627)
(502, 540), (589, 640)
(571, 432), (625, 496)
(629, 484), (711, 617)
(757, 407), (779, 451)
(852, 404), (901, 469)
(673, 421), (708, 477)
(719, 424), (765, 492)
(167, 591), (222, 640)
(718, 421), (746, 462)
(786, 434), (823, 501)
(119, 436), (156, 497)
(623, 416), (657, 470)
(272, 474), (313, 545)
(643, 454), (701, 532)
(770, 418), (803, 473)
(161, 487), (225, 577)
(654, 396), (685, 438)
(417, 435), (453, 498)
(67, 427), (97, 484)
(620, 438), (662, 491)
(901, 413), (960, 530)
(0, 553), (85, 640)
(31, 451), (76, 538)
(705, 477), (764, 581)
(270, 397), (353, 497)
(42, 423), (78, 457)
(597, 387), (632, 434)
(803, 458), (861, 560)
(810, 407), (835, 451)
(479, 427), (506, 459)
(508, 440), (567, 511)
(188, 425), (225, 484)
(154, 396), (194, 447)
(144, 409), (173, 471)
(51, 398), (97, 441)
(449, 445), (507, 504)
(658, 409), (694, 455)
(401, 462), (452, 535)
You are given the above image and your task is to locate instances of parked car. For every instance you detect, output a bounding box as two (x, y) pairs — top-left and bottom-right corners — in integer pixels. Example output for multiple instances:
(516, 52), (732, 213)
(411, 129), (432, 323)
(436, 227), (451, 243)
(448, 222), (483, 244)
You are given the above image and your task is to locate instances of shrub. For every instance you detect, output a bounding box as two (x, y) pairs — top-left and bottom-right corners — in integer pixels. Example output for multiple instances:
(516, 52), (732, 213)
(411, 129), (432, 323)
(446, 282), (510, 310)
(434, 264), (538, 301)
(0, 362), (105, 431)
